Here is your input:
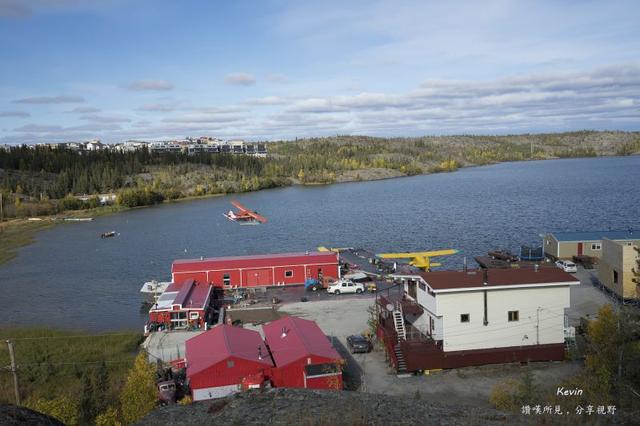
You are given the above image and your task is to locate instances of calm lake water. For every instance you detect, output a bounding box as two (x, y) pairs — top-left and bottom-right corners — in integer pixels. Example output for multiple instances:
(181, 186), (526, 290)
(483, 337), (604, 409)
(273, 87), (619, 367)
(1, 156), (638, 331)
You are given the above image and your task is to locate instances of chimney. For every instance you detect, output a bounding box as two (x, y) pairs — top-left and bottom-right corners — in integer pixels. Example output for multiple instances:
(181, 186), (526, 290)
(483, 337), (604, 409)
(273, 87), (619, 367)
(482, 269), (488, 285)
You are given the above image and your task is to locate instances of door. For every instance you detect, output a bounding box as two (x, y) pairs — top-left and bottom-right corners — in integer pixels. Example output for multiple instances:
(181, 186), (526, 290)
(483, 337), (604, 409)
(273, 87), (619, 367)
(245, 269), (271, 286)
(577, 242), (583, 256)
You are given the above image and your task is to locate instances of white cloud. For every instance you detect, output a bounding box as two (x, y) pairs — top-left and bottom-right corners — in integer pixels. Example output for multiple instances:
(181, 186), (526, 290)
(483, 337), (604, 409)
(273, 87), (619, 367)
(245, 96), (289, 106)
(224, 73), (256, 86)
(126, 80), (174, 91)
(0, 111), (30, 118)
(79, 114), (131, 123)
(13, 95), (85, 104)
(66, 106), (100, 114)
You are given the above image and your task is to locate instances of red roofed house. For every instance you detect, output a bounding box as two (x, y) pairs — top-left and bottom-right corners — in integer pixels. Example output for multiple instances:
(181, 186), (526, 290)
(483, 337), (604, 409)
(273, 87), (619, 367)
(263, 316), (343, 390)
(378, 268), (579, 373)
(148, 279), (213, 330)
(171, 251), (339, 288)
(186, 325), (274, 401)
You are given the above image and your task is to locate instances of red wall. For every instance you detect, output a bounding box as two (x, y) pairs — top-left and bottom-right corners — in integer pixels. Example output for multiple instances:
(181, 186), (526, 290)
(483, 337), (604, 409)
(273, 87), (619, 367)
(173, 262), (339, 288)
(188, 356), (272, 389)
(305, 374), (343, 390)
(270, 355), (339, 388)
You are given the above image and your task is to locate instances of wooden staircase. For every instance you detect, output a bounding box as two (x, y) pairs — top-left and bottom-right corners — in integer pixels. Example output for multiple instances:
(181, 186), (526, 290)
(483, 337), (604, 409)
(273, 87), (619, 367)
(392, 302), (406, 340)
(392, 301), (408, 373)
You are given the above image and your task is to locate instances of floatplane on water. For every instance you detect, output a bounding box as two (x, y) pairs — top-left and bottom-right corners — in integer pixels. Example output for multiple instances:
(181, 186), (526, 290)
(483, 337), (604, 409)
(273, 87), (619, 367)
(224, 200), (267, 225)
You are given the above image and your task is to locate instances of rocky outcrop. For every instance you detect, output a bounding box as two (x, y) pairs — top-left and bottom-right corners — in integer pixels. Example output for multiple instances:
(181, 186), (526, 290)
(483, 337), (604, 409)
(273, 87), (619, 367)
(136, 388), (527, 425)
(0, 404), (64, 426)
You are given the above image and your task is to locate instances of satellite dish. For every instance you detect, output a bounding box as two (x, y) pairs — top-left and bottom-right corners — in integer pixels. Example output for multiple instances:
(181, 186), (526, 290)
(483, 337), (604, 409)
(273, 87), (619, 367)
(386, 303), (394, 312)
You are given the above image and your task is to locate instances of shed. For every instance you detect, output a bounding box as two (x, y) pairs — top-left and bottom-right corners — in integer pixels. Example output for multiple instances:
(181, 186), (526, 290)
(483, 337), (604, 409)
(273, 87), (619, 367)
(148, 279), (212, 330)
(543, 230), (639, 260)
(172, 251), (340, 288)
(186, 325), (274, 401)
(263, 316), (343, 390)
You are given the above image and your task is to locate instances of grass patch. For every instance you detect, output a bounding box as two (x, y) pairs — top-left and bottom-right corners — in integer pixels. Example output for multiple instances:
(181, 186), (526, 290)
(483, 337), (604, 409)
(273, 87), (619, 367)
(0, 328), (142, 406)
(0, 221), (54, 265)
(0, 204), (129, 266)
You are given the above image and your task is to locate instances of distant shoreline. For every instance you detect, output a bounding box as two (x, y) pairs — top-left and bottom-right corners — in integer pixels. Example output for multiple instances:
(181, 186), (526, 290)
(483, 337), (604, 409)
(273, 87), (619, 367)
(0, 153), (638, 266)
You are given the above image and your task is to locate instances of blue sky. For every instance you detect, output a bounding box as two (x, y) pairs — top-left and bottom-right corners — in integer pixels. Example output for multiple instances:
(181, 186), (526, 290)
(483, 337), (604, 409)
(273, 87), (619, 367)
(0, 0), (639, 143)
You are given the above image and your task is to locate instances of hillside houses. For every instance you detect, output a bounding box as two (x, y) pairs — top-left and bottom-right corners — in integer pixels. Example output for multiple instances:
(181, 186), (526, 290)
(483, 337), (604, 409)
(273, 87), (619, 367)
(7, 137), (268, 157)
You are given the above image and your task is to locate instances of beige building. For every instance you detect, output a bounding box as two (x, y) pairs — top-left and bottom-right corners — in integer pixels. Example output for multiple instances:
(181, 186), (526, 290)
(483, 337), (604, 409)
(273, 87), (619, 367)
(598, 238), (639, 299)
(543, 230), (640, 260)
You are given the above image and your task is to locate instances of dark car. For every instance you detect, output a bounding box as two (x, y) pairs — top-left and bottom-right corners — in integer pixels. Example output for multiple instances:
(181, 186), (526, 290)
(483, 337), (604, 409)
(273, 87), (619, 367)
(346, 335), (372, 354)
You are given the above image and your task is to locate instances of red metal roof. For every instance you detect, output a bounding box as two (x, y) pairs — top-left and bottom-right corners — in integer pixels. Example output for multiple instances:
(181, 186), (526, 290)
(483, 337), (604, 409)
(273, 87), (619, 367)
(186, 325), (273, 376)
(172, 251), (338, 272)
(151, 279), (212, 310)
(418, 268), (578, 291)
(262, 316), (341, 367)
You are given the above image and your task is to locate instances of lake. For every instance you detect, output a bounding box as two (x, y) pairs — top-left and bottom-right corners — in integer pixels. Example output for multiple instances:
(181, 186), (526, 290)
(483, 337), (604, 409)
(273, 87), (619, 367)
(1, 156), (638, 331)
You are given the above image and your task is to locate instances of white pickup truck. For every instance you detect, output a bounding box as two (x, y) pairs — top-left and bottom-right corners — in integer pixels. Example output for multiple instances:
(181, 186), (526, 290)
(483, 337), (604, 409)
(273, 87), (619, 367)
(327, 279), (365, 295)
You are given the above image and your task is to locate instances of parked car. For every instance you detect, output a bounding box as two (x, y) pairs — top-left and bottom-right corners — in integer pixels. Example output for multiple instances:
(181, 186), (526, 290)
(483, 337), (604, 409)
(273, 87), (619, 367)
(346, 335), (372, 354)
(327, 279), (364, 295)
(555, 259), (577, 273)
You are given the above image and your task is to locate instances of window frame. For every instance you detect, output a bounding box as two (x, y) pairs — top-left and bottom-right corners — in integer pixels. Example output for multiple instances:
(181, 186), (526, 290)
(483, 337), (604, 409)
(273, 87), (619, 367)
(460, 313), (470, 323)
(284, 270), (293, 278)
(508, 310), (519, 322)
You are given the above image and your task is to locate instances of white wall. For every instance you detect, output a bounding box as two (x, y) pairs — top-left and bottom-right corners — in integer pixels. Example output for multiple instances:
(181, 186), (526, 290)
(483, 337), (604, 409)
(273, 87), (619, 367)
(192, 384), (239, 401)
(436, 286), (570, 352)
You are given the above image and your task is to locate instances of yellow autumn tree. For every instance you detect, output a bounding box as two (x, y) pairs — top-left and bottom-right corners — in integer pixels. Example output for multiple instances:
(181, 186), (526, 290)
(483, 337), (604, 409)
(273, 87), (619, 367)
(95, 407), (122, 426)
(26, 395), (79, 426)
(119, 352), (157, 424)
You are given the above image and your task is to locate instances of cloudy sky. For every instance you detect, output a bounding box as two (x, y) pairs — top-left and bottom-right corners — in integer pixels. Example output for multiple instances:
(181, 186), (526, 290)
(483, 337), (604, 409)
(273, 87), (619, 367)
(0, 0), (639, 143)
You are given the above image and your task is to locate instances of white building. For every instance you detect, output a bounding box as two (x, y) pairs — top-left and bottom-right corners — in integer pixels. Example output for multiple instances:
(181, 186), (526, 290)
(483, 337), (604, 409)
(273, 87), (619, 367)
(379, 267), (579, 372)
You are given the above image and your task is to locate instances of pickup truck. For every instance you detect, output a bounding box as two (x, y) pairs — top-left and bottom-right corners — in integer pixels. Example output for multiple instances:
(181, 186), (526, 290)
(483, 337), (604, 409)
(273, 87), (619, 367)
(327, 279), (365, 295)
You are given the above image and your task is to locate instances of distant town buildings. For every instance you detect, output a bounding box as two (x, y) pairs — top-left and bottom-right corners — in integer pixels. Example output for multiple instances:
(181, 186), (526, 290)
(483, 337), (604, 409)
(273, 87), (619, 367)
(4, 136), (268, 157)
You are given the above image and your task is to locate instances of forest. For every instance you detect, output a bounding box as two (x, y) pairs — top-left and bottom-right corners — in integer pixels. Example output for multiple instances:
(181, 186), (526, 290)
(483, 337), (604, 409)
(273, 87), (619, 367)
(0, 130), (639, 219)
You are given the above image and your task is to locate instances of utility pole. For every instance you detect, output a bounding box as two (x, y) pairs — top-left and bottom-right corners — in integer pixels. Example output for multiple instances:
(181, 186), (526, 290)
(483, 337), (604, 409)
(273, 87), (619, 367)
(536, 307), (541, 345)
(6, 340), (21, 406)
(0, 192), (4, 230)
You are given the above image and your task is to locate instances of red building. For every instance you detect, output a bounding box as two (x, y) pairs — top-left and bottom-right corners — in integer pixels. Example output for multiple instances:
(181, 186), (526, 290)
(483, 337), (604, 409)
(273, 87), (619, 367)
(172, 251), (340, 288)
(186, 325), (274, 401)
(263, 316), (343, 390)
(148, 279), (213, 329)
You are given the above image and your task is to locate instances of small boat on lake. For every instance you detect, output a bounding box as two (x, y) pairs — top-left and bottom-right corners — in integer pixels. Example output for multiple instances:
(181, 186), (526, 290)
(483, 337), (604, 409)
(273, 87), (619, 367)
(101, 231), (117, 239)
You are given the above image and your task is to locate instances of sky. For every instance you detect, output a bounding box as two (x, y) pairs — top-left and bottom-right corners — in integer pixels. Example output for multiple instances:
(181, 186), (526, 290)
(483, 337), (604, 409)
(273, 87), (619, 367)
(0, 0), (639, 143)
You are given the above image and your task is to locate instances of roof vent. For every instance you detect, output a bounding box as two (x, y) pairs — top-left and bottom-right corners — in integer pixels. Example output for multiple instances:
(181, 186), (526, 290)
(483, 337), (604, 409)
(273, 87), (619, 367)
(467, 271), (476, 275)
(280, 327), (288, 338)
(534, 264), (539, 272)
(258, 346), (263, 360)
(200, 256), (204, 260)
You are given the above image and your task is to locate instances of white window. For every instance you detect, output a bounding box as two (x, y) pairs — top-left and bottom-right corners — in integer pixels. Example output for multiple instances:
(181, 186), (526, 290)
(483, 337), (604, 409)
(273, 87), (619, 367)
(460, 314), (470, 323)
(591, 243), (601, 250)
(223, 274), (231, 286)
(508, 311), (519, 322)
(285, 270), (293, 278)
(189, 312), (199, 320)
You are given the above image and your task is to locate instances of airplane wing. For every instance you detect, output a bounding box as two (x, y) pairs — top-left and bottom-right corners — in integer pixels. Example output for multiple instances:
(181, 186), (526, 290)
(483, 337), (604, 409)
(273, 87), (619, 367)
(231, 200), (249, 212)
(377, 249), (458, 259)
(246, 210), (268, 223)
